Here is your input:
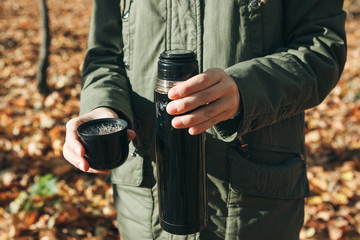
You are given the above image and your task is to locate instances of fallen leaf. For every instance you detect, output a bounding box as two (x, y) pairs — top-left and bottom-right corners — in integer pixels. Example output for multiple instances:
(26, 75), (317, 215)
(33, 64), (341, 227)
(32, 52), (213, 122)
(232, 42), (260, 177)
(307, 196), (323, 205)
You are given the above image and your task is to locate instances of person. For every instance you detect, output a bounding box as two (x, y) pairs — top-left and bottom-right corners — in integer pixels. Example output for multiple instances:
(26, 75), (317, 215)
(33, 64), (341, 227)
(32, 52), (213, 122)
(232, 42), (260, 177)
(63, 0), (347, 239)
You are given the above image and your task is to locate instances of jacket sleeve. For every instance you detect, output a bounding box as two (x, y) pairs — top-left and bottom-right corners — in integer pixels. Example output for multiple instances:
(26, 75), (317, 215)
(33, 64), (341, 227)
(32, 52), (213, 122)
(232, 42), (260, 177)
(214, 0), (347, 142)
(79, 0), (134, 127)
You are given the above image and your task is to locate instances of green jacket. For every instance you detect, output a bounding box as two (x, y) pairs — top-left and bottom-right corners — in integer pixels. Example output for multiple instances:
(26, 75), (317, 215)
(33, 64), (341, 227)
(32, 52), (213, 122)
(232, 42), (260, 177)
(80, 0), (346, 199)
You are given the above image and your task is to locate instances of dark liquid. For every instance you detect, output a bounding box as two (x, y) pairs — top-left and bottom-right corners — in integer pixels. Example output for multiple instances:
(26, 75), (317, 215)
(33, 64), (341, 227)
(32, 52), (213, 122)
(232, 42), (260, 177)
(155, 91), (206, 235)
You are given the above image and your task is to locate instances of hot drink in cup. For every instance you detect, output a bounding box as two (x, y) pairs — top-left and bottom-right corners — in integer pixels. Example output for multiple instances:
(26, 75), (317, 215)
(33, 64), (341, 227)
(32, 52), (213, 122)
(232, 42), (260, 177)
(77, 118), (129, 170)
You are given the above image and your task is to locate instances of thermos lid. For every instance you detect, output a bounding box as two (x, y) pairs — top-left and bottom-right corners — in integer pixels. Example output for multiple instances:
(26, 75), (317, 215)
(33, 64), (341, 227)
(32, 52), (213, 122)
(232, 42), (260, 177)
(158, 50), (198, 81)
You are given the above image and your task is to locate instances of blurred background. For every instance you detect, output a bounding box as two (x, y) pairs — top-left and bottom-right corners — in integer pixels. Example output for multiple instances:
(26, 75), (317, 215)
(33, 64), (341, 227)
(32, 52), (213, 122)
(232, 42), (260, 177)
(0, 0), (359, 239)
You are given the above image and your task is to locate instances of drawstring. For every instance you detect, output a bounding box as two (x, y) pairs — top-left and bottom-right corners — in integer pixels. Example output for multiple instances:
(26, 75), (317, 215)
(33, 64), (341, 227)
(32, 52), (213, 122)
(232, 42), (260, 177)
(121, 0), (125, 18)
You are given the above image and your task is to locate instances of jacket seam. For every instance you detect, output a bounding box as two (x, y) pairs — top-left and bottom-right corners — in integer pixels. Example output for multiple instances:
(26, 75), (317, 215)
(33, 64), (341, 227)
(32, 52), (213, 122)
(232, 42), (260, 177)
(195, 0), (203, 72)
(165, 0), (171, 50)
(261, 6), (264, 56)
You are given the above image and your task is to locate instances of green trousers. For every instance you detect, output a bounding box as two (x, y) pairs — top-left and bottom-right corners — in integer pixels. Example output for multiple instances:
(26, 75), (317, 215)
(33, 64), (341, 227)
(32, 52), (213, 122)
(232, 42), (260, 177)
(113, 161), (304, 240)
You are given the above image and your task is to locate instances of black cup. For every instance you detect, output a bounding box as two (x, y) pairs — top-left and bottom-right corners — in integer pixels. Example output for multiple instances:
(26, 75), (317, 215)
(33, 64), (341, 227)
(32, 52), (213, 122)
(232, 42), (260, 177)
(77, 118), (129, 170)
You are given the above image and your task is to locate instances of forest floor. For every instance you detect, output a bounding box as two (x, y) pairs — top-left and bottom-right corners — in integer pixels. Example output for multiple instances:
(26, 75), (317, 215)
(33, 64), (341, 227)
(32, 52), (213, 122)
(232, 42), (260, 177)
(0, 0), (359, 239)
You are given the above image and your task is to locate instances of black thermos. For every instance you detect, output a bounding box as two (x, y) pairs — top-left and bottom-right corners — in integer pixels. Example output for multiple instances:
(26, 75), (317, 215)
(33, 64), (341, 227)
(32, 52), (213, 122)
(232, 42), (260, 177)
(154, 50), (207, 235)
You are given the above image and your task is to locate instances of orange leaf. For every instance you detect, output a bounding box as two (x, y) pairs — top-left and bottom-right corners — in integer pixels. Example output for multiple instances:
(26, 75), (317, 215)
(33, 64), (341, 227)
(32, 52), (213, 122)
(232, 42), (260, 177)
(23, 210), (38, 226)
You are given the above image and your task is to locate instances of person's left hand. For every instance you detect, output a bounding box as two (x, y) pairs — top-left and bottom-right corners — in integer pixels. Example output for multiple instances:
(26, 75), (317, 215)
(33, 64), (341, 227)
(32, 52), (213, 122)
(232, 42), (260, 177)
(166, 68), (240, 135)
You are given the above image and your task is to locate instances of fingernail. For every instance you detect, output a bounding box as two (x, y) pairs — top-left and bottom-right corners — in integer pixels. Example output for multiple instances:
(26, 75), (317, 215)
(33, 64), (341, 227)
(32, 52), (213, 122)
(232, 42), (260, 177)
(166, 103), (177, 114)
(77, 162), (84, 171)
(172, 118), (183, 128)
(189, 128), (195, 135)
(168, 88), (179, 99)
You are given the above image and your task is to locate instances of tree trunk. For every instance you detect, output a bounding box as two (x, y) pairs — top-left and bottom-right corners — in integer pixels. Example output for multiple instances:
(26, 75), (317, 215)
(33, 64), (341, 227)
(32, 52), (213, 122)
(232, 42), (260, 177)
(36, 0), (50, 95)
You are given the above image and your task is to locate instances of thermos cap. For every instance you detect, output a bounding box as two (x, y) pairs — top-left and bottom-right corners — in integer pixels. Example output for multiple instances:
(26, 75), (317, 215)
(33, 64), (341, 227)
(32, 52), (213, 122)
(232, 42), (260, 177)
(158, 50), (198, 81)
(160, 49), (196, 62)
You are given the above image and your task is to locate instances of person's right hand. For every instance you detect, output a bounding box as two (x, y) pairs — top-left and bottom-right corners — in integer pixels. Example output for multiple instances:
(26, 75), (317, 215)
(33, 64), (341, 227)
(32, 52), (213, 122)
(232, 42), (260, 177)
(62, 107), (136, 174)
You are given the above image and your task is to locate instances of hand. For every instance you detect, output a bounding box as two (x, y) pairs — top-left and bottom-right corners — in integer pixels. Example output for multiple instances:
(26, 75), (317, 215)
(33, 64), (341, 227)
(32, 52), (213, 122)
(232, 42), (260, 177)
(166, 68), (240, 135)
(62, 107), (136, 174)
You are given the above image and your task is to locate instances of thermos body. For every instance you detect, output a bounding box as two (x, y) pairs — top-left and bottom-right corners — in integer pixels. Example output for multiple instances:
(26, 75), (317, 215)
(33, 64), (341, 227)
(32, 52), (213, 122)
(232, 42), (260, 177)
(154, 50), (207, 235)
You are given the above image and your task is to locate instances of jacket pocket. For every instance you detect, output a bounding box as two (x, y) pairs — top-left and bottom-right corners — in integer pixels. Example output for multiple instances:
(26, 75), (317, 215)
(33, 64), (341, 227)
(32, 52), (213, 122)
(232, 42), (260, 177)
(228, 146), (310, 201)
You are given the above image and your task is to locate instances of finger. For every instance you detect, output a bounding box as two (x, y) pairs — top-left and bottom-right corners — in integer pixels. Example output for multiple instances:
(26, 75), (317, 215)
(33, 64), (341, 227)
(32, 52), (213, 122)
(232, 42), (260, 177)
(62, 142), (89, 172)
(63, 142), (109, 174)
(171, 94), (238, 129)
(86, 168), (109, 174)
(171, 99), (223, 129)
(188, 103), (238, 135)
(63, 142), (111, 174)
(127, 129), (136, 141)
(65, 118), (84, 143)
(64, 122), (86, 158)
(167, 83), (222, 115)
(188, 105), (236, 135)
(188, 110), (228, 135)
(168, 70), (221, 100)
